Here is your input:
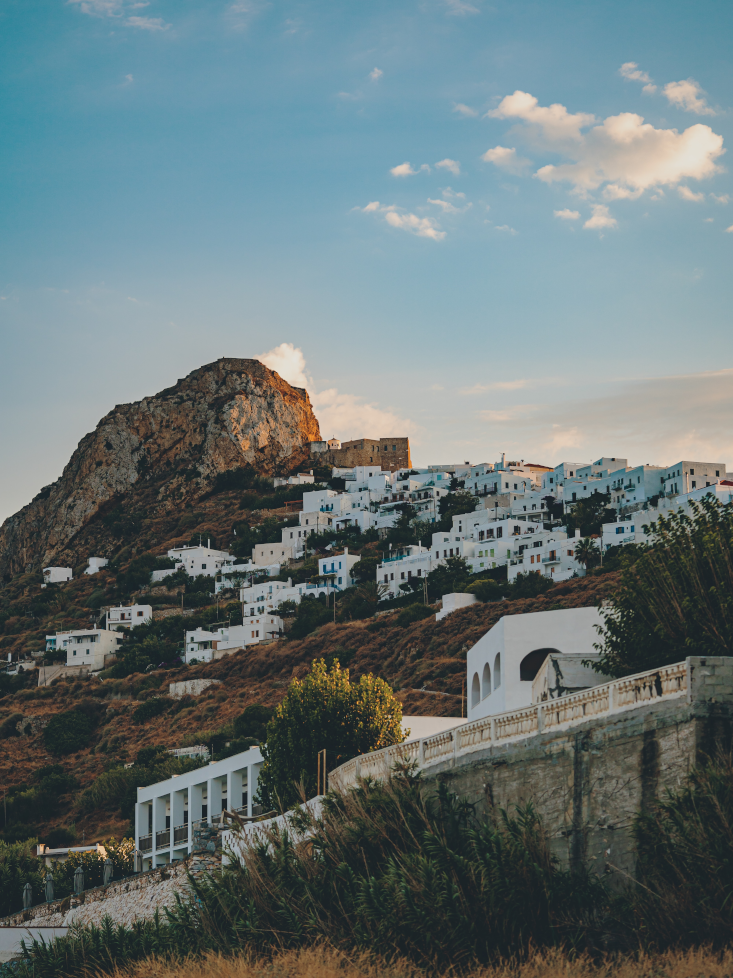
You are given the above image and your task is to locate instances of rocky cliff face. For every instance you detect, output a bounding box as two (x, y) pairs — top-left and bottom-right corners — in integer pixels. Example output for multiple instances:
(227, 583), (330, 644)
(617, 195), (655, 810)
(0, 359), (321, 577)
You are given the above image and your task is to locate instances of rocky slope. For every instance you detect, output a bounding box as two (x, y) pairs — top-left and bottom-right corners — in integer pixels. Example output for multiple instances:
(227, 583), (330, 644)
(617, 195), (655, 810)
(0, 359), (320, 577)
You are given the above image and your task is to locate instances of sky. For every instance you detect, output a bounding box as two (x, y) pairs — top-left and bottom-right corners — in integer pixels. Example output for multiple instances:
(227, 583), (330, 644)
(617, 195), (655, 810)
(1, 0), (732, 521)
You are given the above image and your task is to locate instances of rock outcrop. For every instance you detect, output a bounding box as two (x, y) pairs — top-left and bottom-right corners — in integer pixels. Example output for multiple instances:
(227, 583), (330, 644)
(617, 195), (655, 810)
(0, 359), (320, 576)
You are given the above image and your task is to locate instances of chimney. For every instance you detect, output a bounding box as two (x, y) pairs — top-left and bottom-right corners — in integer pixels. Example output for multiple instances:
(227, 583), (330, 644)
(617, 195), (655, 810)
(575, 528), (581, 539)
(501, 452), (506, 468)
(344, 547), (348, 555)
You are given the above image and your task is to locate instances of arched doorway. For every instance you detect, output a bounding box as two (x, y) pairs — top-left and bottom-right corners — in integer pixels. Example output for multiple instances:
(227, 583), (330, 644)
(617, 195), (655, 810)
(471, 672), (480, 708)
(519, 648), (561, 682)
(481, 662), (491, 699)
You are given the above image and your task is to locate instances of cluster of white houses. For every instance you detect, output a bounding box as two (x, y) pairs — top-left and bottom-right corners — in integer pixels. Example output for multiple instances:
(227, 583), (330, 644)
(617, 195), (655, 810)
(41, 452), (733, 675)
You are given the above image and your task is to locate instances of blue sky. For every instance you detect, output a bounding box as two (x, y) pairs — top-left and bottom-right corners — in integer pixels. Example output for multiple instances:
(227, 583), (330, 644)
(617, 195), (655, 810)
(1, 0), (732, 520)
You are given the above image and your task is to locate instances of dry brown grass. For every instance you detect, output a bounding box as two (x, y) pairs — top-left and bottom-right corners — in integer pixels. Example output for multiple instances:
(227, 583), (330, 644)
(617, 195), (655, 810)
(109, 945), (733, 978)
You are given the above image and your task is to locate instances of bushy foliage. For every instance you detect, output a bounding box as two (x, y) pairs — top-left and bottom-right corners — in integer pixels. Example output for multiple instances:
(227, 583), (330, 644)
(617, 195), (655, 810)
(396, 603), (433, 627)
(563, 491), (616, 538)
(0, 839), (44, 918)
(132, 696), (172, 724)
(42, 709), (96, 755)
(288, 593), (333, 639)
(116, 554), (176, 595)
(595, 497), (733, 676)
(257, 659), (404, 810)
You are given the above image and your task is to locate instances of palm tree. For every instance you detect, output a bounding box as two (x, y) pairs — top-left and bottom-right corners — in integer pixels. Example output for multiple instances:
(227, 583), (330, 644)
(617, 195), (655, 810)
(574, 536), (600, 573)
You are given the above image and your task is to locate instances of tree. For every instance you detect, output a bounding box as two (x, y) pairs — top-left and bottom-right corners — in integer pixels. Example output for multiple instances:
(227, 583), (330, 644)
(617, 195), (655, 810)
(256, 659), (404, 811)
(436, 489), (478, 531)
(563, 491), (615, 538)
(574, 537), (600, 572)
(425, 556), (472, 601)
(595, 497), (733, 677)
(43, 710), (97, 755)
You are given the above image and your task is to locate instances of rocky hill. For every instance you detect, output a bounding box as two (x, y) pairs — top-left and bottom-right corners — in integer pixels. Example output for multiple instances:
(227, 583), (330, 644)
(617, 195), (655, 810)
(0, 359), (320, 577)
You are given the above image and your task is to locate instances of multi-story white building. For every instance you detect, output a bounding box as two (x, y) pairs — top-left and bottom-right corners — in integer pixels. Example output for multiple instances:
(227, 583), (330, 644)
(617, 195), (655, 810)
(273, 472), (315, 488)
(506, 530), (580, 582)
(107, 604), (152, 629)
(241, 578), (333, 617)
(378, 545), (433, 599)
(660, 459), (728, 497)
(150, 544), (236, 582)
(318, 548), (360, 589)
(467, 607), (604, 721)
(135, 746), (263, 869)
(45, 628), (124, 670)
(184, 618), (283, 663)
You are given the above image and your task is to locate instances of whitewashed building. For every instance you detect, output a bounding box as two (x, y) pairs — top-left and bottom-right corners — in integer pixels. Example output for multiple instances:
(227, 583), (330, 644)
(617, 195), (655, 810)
(318, 548), (360, 589)
(184, 618), (283, 663)
(107, 604), (152, 629)
(135, 746), (263, 869)
(151, 544), (236, 582)
(42, 567), (72, 586)
(378, 545), (433, 599)
(467, 607), (604, 721)
(84, 557), (109, 575)
(45, 628), (124, 670)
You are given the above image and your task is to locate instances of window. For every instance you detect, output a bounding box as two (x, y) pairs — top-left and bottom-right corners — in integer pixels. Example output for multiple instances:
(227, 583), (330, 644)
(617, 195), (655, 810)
(471, 672), (480, 709)
(616, 526), (624, 534)
(567, 549), (573, 557)
(692, 481), (696, 489)
(202, 564), (207, 570)
(690, 468), (694, 475)
(490, 549), (495, 556)
(482, 662), (491, 699)
(417, 569), (421, 576)
(493, 653), (502, 689)
(496, 527), (503, 538)
(435, 551), (439, 558)
(519, 649), (558, 682)
(716, 470), (720, 477)
(384, 574), (388, 583)
(137, 611), (143, 617)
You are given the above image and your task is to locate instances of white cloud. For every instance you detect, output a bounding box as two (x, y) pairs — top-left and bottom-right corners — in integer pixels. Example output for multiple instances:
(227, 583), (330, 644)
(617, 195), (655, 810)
(602, 183), (644, 200)
(444, 0), (479, 14)
(462, 379), (528, 394)
(494, 225), (517, 234)
(726, 225), (733, 233)
(663, 79), (715, 116)
(481, 145), (531, 173)
(384, 211), (445, 240)
(122, 73), (133, 85)
(442, 187), (466, 200)
(258, 343), (412, 439)
(67, 0), (170, 28)
(227, 0), (269, 31)
(488, 91), (596, 141)
(362, 201), (381, 212)
(584, 204), (617, 230)
(126, 15), (168, 29)
(489, 90), (724, 196)
(390, 162), (430, 177)
(453, 102), (478, 117)
(472, 368), (733, 467)
(554, 208), (580, 220)
(369, 67), (383, 81)
(618, 62), (657, 94)
(678, 185), (705, 202)
(428, 197), (471, 214)
(436, 158), (461, 175)
(710, 193), (730, 204)
(704, 217), (714, 222)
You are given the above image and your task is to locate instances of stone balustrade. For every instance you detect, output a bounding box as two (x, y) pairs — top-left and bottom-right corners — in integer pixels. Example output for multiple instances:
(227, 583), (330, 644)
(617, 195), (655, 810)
(331, 658), (693, 791)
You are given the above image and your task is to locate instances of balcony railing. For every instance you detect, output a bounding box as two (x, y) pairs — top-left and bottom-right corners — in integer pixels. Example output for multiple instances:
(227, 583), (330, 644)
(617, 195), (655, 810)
(139, 834), (152, 853)
(173, 823), (189, 845)
(155, 829), (170, 850)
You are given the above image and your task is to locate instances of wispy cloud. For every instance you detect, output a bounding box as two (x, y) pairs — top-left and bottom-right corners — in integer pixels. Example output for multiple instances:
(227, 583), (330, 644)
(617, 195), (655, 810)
(126, 15), (168, 29)
(481, 146), (531, 173)
(663, 78), (715, 116)
(390, 162), (430, 177)
(227, 0), (269, 32)
(258, 342), (413, 439)
(444, 0), (479, 15)
(436, 158), (461, 175)
(369, 67), (383, 81)
(494, 225), (518, 235)
(710, 193), (730, 204)
(360, 202), (445, 240)
(678, 186), (705, 203)
(554, 208), (580, 220)
(462, 379), (528, 394)
(67, 0), (171, 29)
(453, 102), (478, 117)
(584, 204), (617, 230)
(428, 196), (471, 214)
(618, 62), (657, 94)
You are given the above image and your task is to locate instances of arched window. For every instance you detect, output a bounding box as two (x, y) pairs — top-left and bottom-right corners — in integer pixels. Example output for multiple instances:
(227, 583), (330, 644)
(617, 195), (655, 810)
(471, 672), (480, 708)
(481, 662), (491, 699)
(519, 648), (560, 682)
(493, 652), (502, 689)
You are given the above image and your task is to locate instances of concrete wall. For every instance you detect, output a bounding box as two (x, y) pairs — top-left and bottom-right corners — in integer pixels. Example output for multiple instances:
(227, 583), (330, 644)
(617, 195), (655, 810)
(425, 656), (733, 879)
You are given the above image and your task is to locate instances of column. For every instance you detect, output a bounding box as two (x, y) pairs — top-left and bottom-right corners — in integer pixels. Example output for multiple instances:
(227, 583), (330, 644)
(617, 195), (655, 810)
(248, 762), (261, 815)
(134, 798), (146, 850)
(208, 777), (223, 823)
(171, 789), (185, 854)
(227, 769), (244, 812)
(190, 782), (204, 824)
(152, 794), (168, 863)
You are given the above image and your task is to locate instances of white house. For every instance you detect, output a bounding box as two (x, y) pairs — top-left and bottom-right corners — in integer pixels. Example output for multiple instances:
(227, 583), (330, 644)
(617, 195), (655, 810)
(378, 545), (433, 600)
(318, 548), (360, 589)
(107, 604), (152, 629)
(135, 745), (263, 869)
(241, 578), (334, 617)
(47, 628), (124, 670)
(42, 567), (72, 586)
(660, 459), (728, 498)
(151, 544), (236, 582)
(466, 607), (604, 721)
(84, 557), (109, 575)
(184, 618), (283, 663)
(252, 542), (297, 566)
(506, 530), (580, 583)
(273, 472), (315, 488)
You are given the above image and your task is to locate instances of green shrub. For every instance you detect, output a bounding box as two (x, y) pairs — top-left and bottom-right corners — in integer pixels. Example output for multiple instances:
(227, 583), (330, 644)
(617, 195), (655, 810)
(232, 703), (273, 741)
(132, 697), (172, 724)
(42, 710), (96, 755)
(396, 603), (433, 627)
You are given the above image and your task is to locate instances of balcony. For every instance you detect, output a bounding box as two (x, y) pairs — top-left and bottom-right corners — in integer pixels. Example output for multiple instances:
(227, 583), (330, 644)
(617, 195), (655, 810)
(173, 824), (189, 845)
(542, 555), (560, 564)
(139, 834), (152, 853)
(155, 829), (170, 850)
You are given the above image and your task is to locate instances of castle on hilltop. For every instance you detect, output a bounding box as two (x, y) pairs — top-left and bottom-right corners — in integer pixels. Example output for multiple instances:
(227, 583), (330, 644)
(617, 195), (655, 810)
(310, 436), (411, 473)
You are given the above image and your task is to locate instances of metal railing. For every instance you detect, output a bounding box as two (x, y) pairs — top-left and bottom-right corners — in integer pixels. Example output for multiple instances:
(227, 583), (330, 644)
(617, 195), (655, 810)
(173, 824), (189, 845)
(155, 829), (170, 850)
(330, 660), (689, 792)
(139, 834), (152, 853)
